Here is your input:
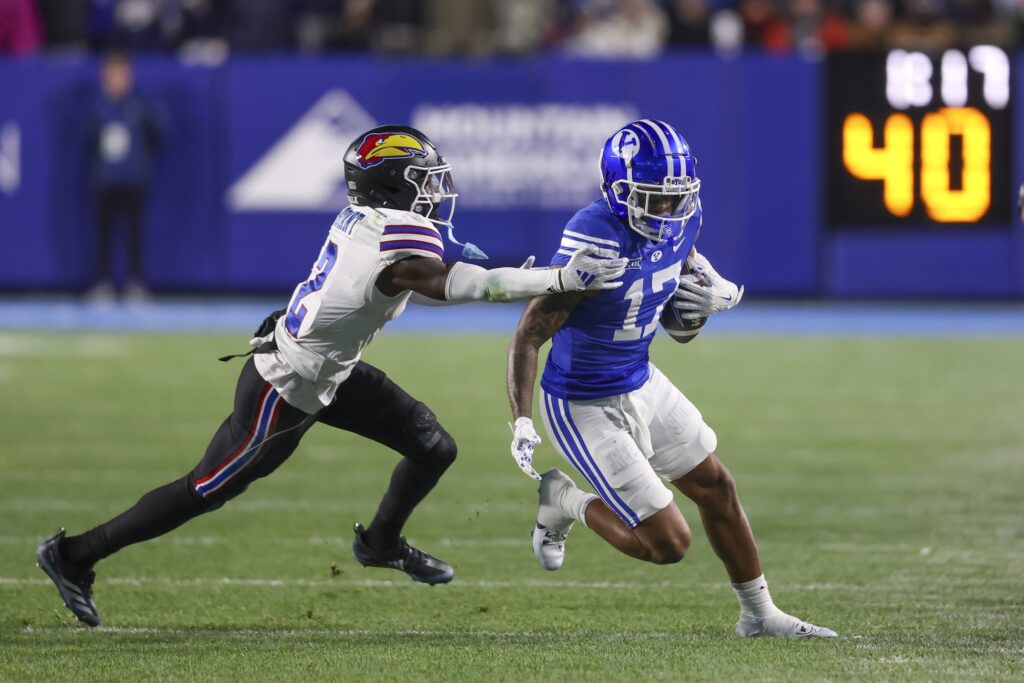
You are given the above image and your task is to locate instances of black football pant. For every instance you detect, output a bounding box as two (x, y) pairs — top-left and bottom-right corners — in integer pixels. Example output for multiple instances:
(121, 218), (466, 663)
(61, 358), (458, 568)
(95, 185), (146, 284)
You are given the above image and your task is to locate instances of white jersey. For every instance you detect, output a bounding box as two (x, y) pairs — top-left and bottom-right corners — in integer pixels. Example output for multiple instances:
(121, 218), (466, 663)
(254, 205), (444, 413)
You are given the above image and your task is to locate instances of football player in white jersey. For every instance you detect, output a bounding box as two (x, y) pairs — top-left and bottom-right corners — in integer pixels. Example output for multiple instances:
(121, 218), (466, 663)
(506, 120), (836, 638)
(36, 125), (627, 627)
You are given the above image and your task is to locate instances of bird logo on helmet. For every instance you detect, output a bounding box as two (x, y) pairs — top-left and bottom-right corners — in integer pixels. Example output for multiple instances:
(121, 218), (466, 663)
(600, 119), (701, 242)
(354, 132), (428, 169)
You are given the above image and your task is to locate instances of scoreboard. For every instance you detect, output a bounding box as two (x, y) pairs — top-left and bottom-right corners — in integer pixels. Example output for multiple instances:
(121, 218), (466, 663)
(827, 47), (1012, 227)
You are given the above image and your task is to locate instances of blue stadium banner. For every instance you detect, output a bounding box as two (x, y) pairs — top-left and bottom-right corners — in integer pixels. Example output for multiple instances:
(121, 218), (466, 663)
(0, 54), (1021, 297)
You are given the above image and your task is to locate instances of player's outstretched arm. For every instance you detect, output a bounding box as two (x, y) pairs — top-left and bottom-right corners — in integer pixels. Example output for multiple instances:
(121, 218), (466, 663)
(505, 293), (585, 478)
(378, 246), (625, 302)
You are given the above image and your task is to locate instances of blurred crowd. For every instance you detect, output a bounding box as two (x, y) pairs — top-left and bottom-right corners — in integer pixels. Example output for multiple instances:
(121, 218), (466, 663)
(1, 0), (1022, 60)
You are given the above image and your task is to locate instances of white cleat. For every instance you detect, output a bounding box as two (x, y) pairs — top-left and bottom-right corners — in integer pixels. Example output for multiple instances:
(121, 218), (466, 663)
(531, 523), (568, 571)
(532, 469), (577, 571)
(736, 610), (838, 638)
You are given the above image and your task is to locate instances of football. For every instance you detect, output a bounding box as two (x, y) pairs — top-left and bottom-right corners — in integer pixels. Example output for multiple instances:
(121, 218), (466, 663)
(660, 293), (706, 343)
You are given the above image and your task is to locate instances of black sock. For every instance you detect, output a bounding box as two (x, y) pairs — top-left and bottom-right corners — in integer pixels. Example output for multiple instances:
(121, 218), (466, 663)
(61, 476), (211, 569)
(363, 457), (446, 552)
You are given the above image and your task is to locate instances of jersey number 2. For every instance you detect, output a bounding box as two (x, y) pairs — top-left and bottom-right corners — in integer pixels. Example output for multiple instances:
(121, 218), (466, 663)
(613, 264), (680, 341)
(285, 240), (339, 337)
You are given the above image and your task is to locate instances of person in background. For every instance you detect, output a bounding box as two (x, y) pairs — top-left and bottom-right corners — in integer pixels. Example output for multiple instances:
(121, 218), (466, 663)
(88, 51), (163, 302)
(845, 0), (895, 50)
(36, 0), (88, 52)
(491, 0), (559, 55)
(737, 0), (790, 52)
(667, 0), (713, 46)
(0, 0), (43, 54)
(224, 0), (295, 52)
(565, 0), (669, 59)
(887, 0), (956, 52)
(423, 0), (496, 56)
(785, 0), (849, 56)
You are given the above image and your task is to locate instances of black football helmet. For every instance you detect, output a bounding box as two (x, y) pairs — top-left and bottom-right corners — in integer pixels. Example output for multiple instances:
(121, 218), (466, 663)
(343, 125), (457, 227)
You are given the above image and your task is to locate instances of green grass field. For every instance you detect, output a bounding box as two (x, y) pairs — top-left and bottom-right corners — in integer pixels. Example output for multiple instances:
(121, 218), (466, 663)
(1, 330), (1022, 681)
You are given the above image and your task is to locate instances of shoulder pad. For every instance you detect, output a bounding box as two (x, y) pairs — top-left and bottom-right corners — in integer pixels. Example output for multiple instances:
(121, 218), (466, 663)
(376, 207), (435, 229)
(558, 218), (622, 260)
(378, 210), (444, 261)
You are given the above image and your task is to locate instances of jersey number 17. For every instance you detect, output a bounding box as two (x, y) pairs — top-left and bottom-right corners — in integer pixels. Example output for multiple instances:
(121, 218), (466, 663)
(613, 263), (681, 341)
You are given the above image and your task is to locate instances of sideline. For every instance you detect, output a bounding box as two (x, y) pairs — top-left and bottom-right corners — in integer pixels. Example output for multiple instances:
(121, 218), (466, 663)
(2, 298), (1023, 336)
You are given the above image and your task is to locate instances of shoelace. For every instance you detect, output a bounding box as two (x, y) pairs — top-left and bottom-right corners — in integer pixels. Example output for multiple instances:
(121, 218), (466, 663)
(543, 531), (567, 544)
(68, 568), (96, 601)
(398, 538), (428, 568)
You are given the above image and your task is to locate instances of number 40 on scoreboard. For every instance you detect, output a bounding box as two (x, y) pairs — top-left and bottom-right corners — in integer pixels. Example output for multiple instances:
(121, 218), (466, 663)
(827, 47), (1012, 227)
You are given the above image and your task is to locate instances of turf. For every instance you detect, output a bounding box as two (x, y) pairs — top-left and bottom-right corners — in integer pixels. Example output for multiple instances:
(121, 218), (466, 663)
(0, 330), (1021, 682)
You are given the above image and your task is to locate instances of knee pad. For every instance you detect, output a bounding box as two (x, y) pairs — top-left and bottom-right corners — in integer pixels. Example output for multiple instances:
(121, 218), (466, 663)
(406, 402), (457, 469)
(429, 429), (458, 471)
(697, 423), (718, 457)
(654, 422), (719, 483)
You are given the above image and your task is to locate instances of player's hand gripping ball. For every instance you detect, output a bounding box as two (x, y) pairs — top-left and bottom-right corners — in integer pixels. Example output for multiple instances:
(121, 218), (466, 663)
(661, 252), (743, 343)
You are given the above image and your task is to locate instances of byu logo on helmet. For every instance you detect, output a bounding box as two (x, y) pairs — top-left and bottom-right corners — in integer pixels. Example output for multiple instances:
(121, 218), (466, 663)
(610, 129), (640, 160)
(355, 132), (427, 169)
(600, 119), (701, 243)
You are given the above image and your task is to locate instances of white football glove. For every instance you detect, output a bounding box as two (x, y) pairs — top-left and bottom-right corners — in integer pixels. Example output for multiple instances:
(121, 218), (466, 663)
(508, 416), (542, 481)
(673, 251), (744, 320)
(553, 244), (627, 293)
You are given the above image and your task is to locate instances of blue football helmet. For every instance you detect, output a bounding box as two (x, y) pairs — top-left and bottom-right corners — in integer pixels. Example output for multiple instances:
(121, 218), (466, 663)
(600, 119), (701, 242)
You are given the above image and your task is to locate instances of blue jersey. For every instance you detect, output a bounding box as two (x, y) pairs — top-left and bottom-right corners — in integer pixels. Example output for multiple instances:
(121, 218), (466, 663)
(541, 199), (701, 400)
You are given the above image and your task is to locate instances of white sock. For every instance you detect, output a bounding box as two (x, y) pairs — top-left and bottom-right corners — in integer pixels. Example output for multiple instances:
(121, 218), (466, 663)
(560, 486), (598, 528)
(732, 574), (778, 619)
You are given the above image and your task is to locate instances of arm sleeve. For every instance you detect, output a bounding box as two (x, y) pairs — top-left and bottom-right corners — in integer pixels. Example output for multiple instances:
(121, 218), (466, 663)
(444, 262), (560, 303)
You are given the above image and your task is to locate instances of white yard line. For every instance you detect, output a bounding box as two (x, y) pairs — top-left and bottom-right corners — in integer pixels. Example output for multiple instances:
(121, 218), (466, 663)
(0, 535), (528, 548)
(0, 576), (863, 591)
(18, 625), (683, 640)
(7, 534), (1022, 560)
(0, 534), (525, 548)
(0, 498), (526, 514)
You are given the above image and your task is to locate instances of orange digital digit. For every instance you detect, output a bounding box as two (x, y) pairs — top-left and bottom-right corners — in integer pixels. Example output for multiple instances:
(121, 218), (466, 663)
(920, 107), (991, 222)
(842, 112), (915, 217)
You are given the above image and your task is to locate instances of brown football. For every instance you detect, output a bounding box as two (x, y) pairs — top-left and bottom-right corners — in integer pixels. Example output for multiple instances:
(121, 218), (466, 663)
(660, 298), (706, 344)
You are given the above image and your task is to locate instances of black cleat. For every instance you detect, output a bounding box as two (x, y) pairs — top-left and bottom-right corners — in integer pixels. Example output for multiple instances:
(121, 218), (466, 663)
(351, 523), (454, 585)
(36, 528), (100, 627)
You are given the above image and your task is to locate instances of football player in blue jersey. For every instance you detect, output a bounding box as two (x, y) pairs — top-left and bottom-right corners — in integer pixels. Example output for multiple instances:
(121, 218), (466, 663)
(506, 119), (837, 638)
